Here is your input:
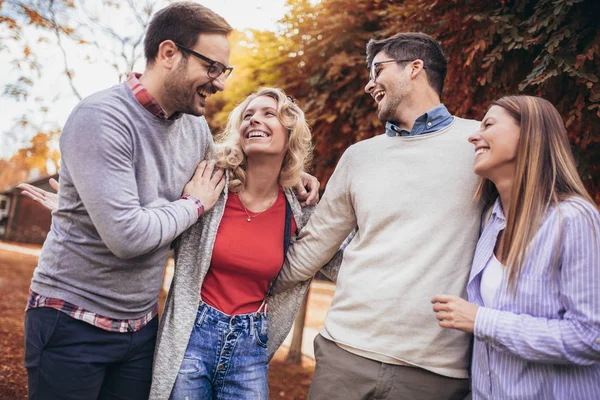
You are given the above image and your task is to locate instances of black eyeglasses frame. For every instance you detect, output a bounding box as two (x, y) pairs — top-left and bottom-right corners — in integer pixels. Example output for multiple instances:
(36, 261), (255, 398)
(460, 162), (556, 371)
(368, 59), (425, 83)
(174, 42), (233, 80)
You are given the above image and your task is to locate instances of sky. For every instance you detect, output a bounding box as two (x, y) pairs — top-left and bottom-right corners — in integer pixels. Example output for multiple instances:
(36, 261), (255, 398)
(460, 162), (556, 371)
(0, 0), (292, 160)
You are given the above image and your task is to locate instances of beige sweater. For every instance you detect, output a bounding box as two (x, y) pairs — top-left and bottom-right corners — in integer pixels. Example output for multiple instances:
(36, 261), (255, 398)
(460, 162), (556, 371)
(275, 117), (482, 378)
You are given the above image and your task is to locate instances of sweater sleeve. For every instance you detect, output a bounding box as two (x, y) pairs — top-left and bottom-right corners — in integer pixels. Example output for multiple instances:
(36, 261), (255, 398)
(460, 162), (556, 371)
(275, 146), (357, 291)
(60, 106), (200, 260)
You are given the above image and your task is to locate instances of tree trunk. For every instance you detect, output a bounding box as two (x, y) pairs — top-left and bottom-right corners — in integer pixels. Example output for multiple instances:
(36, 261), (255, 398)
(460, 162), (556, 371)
(285, 288), (310, 364)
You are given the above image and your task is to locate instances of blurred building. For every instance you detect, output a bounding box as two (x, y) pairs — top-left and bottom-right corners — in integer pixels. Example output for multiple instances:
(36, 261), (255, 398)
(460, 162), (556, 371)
(0, 174), (58, 244)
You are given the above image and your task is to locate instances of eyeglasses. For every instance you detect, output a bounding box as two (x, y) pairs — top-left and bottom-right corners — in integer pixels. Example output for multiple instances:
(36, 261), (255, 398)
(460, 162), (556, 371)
(174, 42), (233, 80)
(369, 59), (422, 83)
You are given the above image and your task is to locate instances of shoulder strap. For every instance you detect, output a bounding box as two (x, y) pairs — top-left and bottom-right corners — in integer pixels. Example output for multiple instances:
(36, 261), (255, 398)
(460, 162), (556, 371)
(266, 197), (292, 298)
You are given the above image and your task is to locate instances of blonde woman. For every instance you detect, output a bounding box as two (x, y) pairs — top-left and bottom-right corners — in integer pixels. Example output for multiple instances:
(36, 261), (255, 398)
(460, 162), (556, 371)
(432, 96), (600, 399)
(148, 87), (339, 400)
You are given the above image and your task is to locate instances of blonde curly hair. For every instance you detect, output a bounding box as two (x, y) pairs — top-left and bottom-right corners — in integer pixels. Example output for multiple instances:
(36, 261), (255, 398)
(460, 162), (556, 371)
(215, 87), (313, 193)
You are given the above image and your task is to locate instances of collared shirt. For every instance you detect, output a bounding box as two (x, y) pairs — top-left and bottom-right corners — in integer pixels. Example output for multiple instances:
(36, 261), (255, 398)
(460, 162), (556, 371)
(127, 72), (182, 120)
(24, 72), (173, 333)
(385, 104), (454, 137)
(468, 197), (600, 399)
(27, 290), (159, 333)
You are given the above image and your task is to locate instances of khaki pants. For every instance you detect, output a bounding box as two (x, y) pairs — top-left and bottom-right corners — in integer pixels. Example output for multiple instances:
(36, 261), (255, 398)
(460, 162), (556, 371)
(308, 334), (471, 400)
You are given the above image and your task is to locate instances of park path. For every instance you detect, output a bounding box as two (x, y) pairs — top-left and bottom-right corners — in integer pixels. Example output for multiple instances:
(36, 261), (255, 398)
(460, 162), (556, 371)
(0, 240), (334, 400)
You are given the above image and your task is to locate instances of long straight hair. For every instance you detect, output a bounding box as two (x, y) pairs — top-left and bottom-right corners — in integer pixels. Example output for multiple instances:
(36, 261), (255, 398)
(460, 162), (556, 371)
(474, 95), (596, 290)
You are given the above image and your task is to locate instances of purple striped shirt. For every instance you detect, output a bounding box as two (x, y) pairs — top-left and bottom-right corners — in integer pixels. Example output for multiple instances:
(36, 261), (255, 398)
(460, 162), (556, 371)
(468, 197), (600, 399)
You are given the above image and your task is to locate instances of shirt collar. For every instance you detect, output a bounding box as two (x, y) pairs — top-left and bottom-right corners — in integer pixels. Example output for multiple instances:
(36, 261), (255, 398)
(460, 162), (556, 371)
(385, 104), (453, 137)
(126, 73), (182, 121)
(491, 197), (506, 222)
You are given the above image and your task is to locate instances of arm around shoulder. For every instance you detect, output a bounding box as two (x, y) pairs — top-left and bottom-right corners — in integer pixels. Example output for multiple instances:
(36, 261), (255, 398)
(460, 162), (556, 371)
(275, 147), (357, 291)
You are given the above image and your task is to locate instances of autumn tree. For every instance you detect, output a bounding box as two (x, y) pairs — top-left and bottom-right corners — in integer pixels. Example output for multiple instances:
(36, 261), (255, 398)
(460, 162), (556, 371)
(0, 130), (60, 190)
(204, 29), (290, 136)
(273, 0), (599, 202)
(1, 0), (166, 190)
(379, 0), (600, 202)
(276, 0), (385, 186)
(1, 0), (162, 99)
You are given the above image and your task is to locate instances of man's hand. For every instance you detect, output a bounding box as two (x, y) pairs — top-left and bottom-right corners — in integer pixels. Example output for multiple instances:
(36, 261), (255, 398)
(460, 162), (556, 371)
(294, 172), (320, 207)
(17, 178), (59, 212)
(183, 160), (226, 213)
(431, 294), (478, 333)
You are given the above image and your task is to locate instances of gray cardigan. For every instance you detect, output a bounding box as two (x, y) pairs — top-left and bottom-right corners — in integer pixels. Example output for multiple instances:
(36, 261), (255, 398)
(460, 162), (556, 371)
(149, 180), (342, 399)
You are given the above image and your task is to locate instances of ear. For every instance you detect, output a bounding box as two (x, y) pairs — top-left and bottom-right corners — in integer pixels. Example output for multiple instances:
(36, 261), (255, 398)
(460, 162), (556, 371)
(156, 40), (179, 70)
(408, 59), (426, 80)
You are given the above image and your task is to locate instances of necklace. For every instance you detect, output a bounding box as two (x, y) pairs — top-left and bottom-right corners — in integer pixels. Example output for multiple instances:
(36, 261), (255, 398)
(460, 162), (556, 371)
(237, 189), (278, 222)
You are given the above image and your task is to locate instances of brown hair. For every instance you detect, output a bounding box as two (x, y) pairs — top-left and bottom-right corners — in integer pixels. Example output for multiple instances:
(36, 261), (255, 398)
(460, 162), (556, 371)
(475, 95), (597, 290)
(366, 32), (447, 97)
(144, 2), (232, 65)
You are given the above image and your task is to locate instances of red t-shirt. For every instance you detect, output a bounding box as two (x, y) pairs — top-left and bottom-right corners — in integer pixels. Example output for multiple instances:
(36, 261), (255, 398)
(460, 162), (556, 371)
(201, 189), (297, 315)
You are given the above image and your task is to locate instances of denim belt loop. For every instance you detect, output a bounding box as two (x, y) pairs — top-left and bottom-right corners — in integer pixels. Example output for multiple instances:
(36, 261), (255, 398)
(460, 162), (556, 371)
(249, 314), (255, 337)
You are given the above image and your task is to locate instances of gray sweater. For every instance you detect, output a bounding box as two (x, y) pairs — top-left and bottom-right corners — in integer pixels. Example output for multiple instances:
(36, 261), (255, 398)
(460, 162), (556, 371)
(149, 182), (342, 399)
(31, 82), (212, 319)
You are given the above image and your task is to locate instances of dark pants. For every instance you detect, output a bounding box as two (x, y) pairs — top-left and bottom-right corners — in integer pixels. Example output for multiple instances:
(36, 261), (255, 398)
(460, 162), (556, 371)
(24, 307), (158, 400)
(308, 334), (471, 400)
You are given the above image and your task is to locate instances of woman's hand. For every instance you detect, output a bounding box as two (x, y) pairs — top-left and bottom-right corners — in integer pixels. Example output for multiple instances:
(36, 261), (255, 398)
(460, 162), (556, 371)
(431, 294), (478, 333)
(17, 178), (59, 212)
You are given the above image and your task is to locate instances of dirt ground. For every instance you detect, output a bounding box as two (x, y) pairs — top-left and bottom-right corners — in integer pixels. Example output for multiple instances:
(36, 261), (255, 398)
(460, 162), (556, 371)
(0, 247), (316, 400)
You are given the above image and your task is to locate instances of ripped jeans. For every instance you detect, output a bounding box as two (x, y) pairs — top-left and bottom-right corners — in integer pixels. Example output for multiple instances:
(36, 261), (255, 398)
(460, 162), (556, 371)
(169, 302), (269, 400)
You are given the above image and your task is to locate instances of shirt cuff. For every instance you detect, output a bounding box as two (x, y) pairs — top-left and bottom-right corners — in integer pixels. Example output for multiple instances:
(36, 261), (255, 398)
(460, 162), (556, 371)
(181, 194), (205, 218)
(474, 306), (500, 345)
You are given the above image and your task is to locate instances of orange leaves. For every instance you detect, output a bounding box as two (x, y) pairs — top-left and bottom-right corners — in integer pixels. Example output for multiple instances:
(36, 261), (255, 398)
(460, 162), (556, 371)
(465, 39), (489, 67)
(324, 52), (353, 79)
(22, 6), (50, 28)
(0, 15), (18, 30)
(262, 0), (600, 201)
(574, 47), (597, 69)
(0, 130), (61, 191)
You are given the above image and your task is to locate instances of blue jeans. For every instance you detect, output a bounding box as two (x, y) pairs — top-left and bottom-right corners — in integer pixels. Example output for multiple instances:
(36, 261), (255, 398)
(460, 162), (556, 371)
(24, 307), (157, 400)
(170, 302), (269, 400)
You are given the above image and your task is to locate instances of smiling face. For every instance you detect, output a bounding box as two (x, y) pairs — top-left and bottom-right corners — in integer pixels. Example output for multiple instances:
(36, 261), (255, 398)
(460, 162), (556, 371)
(163, 33), (230, 116)
(364, 51), (411, 123)
(239, 95), (289, 159)
(469, 105), (521, 181)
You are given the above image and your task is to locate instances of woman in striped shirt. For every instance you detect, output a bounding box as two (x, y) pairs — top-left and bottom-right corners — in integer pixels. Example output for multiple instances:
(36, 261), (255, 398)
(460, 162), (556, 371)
(432, 95), (600, 399)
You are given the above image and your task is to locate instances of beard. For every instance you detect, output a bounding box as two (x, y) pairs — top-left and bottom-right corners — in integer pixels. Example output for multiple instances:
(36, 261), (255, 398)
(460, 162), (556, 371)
(376, 80), (408, 123)
(163, 61), (214, 117)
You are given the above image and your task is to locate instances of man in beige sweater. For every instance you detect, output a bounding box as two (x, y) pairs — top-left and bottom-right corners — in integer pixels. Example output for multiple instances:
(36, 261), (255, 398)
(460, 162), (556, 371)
(275, 32), (481, 399)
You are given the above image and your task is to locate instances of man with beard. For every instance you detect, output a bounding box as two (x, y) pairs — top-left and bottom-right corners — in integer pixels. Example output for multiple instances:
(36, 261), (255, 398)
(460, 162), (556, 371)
(275, 32), (481, 399)
(23, 3), (319, 400)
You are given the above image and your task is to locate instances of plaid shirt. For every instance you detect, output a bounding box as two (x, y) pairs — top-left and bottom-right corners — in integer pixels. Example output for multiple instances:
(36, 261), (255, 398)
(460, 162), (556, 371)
(127, 72), (182, 120)
(25, 72), (173, 333)
(27, 291), (158, 333)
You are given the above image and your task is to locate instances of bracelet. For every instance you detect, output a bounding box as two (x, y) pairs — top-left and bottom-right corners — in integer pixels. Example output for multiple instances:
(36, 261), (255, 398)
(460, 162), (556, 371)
(181, 194), (205, 218)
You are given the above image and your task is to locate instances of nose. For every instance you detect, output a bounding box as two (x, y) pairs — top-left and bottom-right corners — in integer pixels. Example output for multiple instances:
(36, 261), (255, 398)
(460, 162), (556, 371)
(364, 77), (375, 94)
(249, 113), (262, 125)
(212, 73), (227, 92)
(468, 131), (482, 145)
